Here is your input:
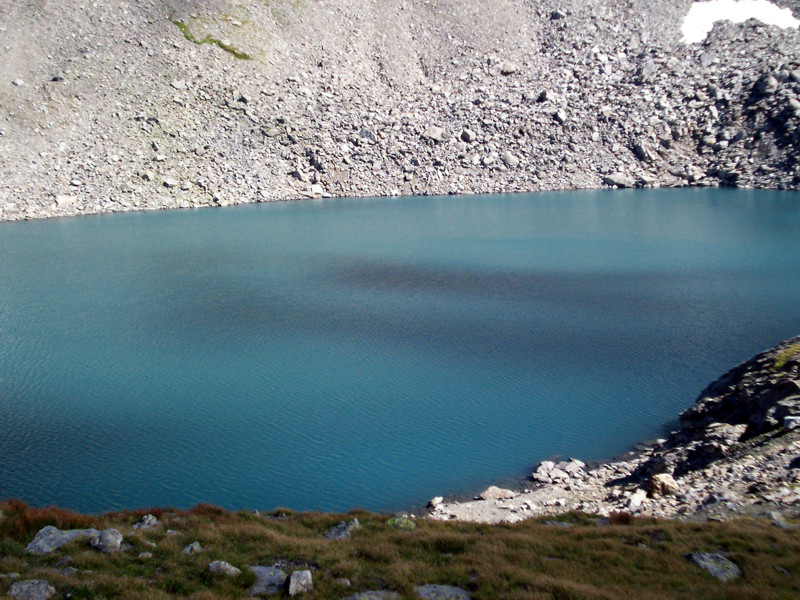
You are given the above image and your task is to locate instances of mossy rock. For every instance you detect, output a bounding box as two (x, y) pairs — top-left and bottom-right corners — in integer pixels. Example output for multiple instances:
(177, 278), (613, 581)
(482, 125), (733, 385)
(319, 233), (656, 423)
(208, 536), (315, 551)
(386, 517), (417, 532)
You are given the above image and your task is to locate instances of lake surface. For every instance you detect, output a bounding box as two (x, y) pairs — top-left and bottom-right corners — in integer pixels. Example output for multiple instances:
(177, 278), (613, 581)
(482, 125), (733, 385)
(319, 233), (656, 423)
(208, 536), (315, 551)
(1, 188), (800, 514)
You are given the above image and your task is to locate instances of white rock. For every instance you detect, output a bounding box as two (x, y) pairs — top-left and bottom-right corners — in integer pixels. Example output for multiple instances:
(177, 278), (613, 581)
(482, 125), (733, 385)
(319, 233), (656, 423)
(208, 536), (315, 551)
(288, 570), (313, 596)
(480, 486), (517, 500)
(208, 560), (241, 576)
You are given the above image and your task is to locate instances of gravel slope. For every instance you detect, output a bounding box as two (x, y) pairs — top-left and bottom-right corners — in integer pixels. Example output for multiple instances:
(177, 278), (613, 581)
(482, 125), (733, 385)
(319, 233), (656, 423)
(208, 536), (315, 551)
(2, 0), (800, 221)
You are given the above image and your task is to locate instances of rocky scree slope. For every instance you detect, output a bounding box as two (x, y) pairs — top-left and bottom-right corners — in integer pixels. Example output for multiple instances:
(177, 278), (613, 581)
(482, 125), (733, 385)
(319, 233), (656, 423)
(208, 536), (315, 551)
(430, 335), (800, 523)
(1, 0), (800, 221)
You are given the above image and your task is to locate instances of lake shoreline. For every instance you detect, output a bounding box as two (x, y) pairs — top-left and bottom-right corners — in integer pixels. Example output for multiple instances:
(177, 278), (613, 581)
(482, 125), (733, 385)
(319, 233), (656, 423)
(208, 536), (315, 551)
(426, 335), (800, 523)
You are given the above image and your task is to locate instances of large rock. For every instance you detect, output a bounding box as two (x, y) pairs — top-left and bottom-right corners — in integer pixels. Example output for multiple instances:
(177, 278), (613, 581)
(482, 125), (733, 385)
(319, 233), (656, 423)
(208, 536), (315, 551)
(686, 552), (742, 582)
(603, 172), (635, 188)
(247, 566), (287, 596)
(91, 529), (123, 553)
(415, 584), (472, 599)
(8, 580), (56, 600)
(324, 518), (361, 540)
(480, 486), (516, 500)
(26, 526), (101, 555)
(288, 570), (313, 596)
(648, 473), (680, 497)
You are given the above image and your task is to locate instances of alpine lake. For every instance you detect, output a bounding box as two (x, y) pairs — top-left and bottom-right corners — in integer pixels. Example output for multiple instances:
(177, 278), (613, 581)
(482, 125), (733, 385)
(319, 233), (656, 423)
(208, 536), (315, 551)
(1, 188), (799, 514)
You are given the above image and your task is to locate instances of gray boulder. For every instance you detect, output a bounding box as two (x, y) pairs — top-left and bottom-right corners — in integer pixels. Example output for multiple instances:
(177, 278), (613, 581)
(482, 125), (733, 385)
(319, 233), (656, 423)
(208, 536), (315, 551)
(183, 541), (203, 555)
(132, 514), (159, 530)
(91, 529), (123, 553)
(247, 566), (287, 596)
(26, 526), (101, 555)
(288, 570), (313, 596)
(686, 552), (742, 582)
(324, 518), (361, 540)
(8, 580), (56, 600)
(415, 584), (472, 599)
(208, 560), (241, 576)
(603, 172), (635, 188)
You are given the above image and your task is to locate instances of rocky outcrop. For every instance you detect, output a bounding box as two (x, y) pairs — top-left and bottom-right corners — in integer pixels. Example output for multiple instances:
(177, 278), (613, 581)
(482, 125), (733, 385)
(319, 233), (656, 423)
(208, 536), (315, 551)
(429, 335), (800, 523)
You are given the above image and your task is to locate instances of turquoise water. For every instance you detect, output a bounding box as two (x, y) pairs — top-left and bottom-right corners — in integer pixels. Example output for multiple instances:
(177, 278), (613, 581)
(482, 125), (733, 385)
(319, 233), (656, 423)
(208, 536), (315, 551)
(1, 188), (799, 514)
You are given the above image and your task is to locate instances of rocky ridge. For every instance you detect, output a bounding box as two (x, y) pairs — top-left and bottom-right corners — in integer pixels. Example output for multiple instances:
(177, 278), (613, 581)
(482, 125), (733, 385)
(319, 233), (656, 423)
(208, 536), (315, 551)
(2, 0), (800, 221)
(429, 335), (800, 523)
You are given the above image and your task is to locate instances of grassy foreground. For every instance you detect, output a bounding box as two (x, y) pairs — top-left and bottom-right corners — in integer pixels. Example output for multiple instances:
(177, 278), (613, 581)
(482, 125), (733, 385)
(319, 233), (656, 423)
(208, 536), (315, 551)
(1, 500), (799, 599)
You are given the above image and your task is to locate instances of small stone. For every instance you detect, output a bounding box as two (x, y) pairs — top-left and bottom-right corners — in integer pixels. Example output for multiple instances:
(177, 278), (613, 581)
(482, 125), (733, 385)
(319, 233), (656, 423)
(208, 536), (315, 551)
(141, 170), (154, 182)
(423, 126), (446, 143)
(627, 488), (648, 511)
(461, 129), (477, 143)
(386, 517), (417, 531)
(499, 62), (518, 76)
(55, 194), (77, 207)
(182, 541), (203, 554)
(784, 416), (800, 431)
(501, 151), (519, 167)
(133, 514), (159, 530)
(480, 486), (517, 500)
(138, 552), (153, 560)
(324, 518), (361, 540)
(208, 560), (241, 576)
(415, 584), (471, 599)
(553, 109), (567, 124)
(170, 80), (188, 90)
(551, 10), (566, 19)
(8, 580), (56, 600)
(91, 529), (123, 553)
(162, 177), (179, 188)
(288, 570), (313, 596)
(686, 552), (742, 582)
(11, 79), (24, 86)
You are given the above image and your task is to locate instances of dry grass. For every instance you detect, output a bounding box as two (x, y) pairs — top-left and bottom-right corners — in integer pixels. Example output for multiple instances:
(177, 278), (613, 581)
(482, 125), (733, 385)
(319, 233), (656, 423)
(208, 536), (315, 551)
(1, 501), (800, 599)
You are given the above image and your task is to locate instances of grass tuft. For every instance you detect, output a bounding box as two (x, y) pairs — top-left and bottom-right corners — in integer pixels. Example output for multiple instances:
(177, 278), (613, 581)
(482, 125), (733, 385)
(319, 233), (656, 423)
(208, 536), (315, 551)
(773, 342), (800, 370)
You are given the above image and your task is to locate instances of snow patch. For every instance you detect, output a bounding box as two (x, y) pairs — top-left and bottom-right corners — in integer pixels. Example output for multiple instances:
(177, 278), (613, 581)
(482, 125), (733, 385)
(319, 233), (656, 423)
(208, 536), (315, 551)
(682, 0), (800, 43)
